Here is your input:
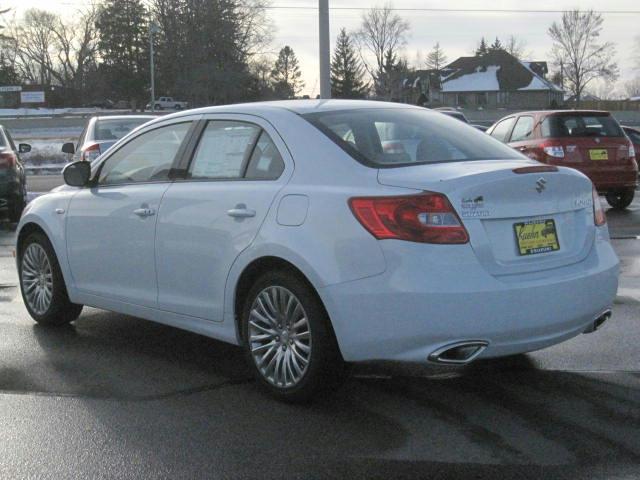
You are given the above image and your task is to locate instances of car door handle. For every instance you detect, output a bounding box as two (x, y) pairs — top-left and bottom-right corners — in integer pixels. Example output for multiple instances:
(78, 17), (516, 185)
(133, 208), (155, 217)
(227, 207), (256, 218)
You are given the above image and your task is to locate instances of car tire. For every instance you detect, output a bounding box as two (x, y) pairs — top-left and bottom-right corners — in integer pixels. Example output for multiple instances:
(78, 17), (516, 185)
(8, 188), (26, 223)
(605, 189), (635, 209)
(242, 269), (344, 402)
(154, 104), (162, 110)
(19, 232), (83, 326)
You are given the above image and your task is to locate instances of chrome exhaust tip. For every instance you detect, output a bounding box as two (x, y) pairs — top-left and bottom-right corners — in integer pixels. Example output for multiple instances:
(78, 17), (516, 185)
(583, 309), (612, 334)
(428, 340), (489, 365)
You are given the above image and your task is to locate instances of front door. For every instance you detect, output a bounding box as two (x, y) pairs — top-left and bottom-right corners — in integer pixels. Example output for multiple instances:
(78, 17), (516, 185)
(66, 121), (193, 307)
(156, 116), (291, 320)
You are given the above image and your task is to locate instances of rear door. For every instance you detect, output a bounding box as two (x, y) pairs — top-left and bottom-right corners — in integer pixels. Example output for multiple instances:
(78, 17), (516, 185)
(155, 114), (292, 321)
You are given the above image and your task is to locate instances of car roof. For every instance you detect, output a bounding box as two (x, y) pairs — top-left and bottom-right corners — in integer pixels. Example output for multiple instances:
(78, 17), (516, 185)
(149, 99), (422, 122)
(94, 115), (158, 121)
(511, 110), (612, 116)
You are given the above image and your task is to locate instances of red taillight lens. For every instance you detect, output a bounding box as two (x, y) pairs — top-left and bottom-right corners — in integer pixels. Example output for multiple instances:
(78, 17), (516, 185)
(0, 152), (17, 168)
(592, 186), (606, 226)
(349, 192), (469, 244)
(81, 143), (101, 162)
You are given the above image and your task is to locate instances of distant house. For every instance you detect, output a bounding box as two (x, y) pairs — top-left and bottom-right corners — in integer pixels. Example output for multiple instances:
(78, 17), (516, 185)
(401, 50), (564, 109)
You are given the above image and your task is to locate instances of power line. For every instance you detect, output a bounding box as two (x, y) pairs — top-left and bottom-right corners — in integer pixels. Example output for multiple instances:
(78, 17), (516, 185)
(265, 6), (640, 15)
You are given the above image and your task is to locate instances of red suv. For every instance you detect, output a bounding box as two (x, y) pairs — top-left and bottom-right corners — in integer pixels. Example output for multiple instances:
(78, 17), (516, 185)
(488, 111), (638, 209)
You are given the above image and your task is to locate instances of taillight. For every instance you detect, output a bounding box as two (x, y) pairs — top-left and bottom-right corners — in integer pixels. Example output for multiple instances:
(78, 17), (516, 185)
(0, 152), (17, 168)
(542, 144), (565, 158)
(81, 143), (101, 162)
(628, 141), (636, 161)
(592, 186), (606, 226)
(349, 192), (469, 244)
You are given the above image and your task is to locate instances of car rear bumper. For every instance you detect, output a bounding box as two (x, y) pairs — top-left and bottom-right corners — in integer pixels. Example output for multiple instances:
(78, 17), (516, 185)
(579, 166), (638, 191)
(319, 229), (619, 363)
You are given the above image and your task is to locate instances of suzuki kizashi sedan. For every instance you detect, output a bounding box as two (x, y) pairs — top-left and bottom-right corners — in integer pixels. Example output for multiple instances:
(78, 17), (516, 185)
(15, 100), (619, 401)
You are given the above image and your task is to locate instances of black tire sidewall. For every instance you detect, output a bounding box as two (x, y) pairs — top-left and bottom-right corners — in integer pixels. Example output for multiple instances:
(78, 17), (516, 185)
(606, 189), (635, 209)
(242, 270), (342, 402)
(19, 232), (82, 325)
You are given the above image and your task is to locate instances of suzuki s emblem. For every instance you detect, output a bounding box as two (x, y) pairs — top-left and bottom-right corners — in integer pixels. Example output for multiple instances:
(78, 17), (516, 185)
(535, 177), (547, 193)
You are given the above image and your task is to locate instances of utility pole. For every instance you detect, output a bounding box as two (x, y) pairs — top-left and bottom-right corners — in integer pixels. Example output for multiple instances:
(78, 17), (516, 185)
(319, 0), (331, 99)
(150, 22), (159, 112)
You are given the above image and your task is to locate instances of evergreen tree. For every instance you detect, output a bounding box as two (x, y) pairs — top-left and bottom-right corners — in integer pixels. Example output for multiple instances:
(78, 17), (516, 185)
(489, 36), (504, 52)
(96, 0), (149, 108)
(271, 46), (304, 99)
(330, 28), (369, 99)
(425, 42), (448, 71)
(475, 37), (488, 56)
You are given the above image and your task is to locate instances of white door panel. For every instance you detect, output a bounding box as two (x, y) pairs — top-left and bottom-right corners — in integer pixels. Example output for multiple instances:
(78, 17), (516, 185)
(66, 184), (171, 306)
(156, 182), (281, 320)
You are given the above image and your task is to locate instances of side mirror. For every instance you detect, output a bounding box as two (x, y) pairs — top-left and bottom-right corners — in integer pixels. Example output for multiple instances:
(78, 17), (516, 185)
(62, 142), (75, 154)
(63, 161), (91, 187)
(18, 143), (31, 153)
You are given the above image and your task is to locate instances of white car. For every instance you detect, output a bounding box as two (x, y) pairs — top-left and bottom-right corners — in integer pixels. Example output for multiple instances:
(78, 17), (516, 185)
(15, 100), (619, 401)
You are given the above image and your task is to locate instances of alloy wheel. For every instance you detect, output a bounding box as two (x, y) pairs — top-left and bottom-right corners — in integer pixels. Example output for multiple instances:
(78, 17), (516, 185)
(248, 286), (312, 388)
(21, 243), (54, 315)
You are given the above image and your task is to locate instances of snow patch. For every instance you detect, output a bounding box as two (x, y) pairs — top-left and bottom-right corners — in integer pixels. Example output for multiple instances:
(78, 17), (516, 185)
(441, 66), (501, 92)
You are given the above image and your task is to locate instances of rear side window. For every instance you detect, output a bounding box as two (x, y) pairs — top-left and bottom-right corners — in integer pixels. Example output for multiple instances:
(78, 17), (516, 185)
(304, 108), (518, 167)
(510, 116), (534, 142)
(625, 129), (640, 144)
(189, 121), (260, 179)
(489, 117), (516, 143)
(541, 114), (623, 138)
(245, 132), (285, 180)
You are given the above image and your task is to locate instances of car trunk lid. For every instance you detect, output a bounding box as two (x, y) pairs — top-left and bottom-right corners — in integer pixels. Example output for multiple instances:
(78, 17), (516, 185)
(378, 160), (596, 276)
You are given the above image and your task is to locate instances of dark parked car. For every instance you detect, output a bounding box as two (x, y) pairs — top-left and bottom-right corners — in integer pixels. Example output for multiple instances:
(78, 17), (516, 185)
(0, 126), (31, 222)
(434, 108), (488, 132)
(62, 115), (156, 163)
(487, 110), (638, 209)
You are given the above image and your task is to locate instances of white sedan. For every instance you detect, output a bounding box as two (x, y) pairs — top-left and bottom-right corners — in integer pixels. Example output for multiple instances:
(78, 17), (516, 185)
(15, 100), (619, 401)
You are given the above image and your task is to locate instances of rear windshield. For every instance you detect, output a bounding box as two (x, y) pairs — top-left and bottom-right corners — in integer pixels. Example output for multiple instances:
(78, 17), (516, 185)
(303, 108), (519, 167)
(93, 118), (152, 141)
(541, 114), (624, 138)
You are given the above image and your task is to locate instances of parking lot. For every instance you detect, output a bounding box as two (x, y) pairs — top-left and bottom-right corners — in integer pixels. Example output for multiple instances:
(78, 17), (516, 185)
(1, 197), (639, 479)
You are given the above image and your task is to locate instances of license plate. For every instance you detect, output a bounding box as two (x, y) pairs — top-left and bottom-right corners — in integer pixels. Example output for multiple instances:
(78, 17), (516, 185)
(514, 219), (560, 256)
(589, 149), (608, 160)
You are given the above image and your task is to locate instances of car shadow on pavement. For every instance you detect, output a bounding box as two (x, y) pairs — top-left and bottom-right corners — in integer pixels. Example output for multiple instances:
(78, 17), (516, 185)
(12, 308), (638, 477)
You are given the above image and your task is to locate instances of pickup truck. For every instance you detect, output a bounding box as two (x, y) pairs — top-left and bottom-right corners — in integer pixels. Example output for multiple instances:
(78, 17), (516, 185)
(147, 97), (189, 110)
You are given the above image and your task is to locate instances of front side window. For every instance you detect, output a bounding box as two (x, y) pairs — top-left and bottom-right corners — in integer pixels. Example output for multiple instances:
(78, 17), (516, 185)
(98, 122), (191, 185)
(489, 117), (516, 143)
(189, 121), (260, 179)
(93, 118), (152, 141)
(510, 116), (534, 142)
(304, 108), (520, 167)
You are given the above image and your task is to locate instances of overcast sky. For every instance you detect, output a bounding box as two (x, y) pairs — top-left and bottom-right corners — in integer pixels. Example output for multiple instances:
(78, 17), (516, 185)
(7, 0), (640, 97)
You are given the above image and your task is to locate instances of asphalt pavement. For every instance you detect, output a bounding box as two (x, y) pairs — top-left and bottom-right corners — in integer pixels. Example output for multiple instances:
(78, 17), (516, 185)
(0, 196), (639, 479)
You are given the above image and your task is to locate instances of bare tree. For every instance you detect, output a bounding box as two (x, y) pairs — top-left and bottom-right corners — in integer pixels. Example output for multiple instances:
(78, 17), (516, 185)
(50, 7), (99, 102)
(425, 42), (447, 71)
(10, 9), (58, 85)
(634, 35), (640, 72)
(548, 9), (618, 106)
(354, 3), (410, 99)
(625, 77), (640, 99)
(236, 0), (274, 62)
(504, 35), (531, 60)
